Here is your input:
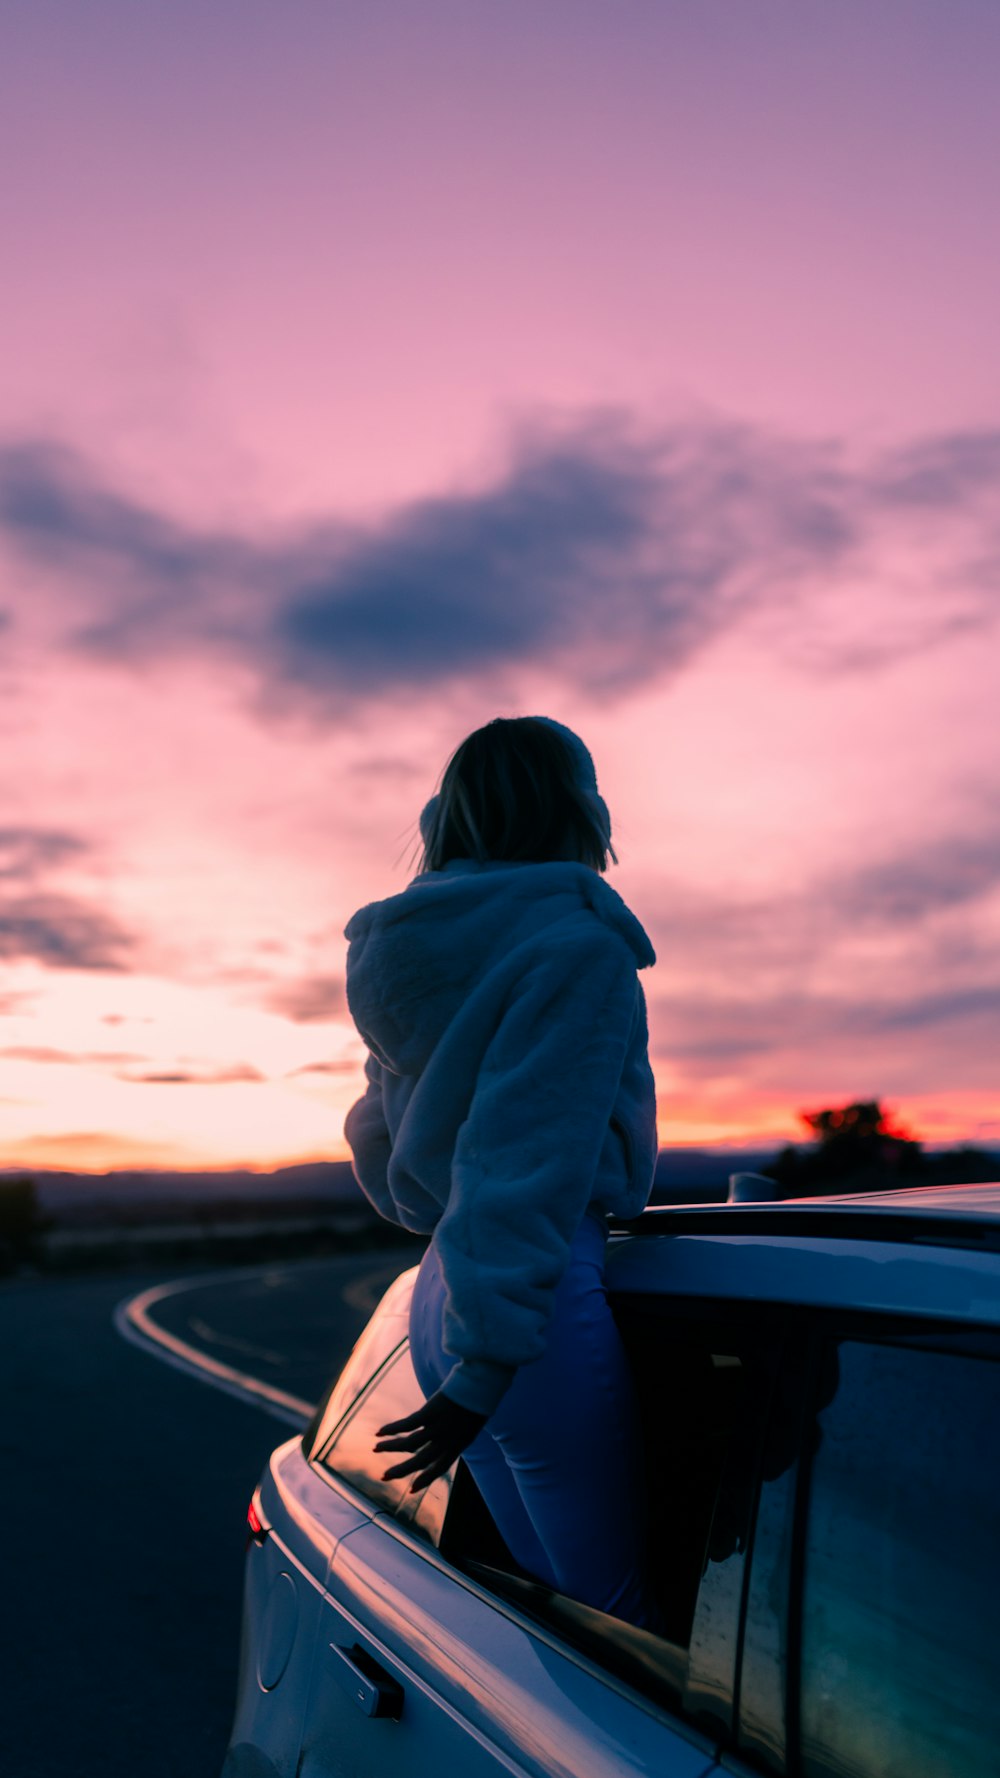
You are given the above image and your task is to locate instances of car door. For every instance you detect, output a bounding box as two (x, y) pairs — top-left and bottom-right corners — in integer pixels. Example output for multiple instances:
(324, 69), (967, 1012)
(225, 1272), (418, 1778)
(299, 1338), (720, 1778)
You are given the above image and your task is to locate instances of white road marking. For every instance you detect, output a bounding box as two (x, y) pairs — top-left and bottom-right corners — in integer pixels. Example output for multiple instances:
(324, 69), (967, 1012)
(113, 1258), (411, 1425)
(186, 1315), (286, 1367)
(113, 1266), (314, 1427)
(341, 1260), (412, 1314)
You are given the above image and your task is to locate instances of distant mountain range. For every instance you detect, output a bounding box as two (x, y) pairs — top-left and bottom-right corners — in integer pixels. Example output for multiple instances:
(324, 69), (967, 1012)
(3, 1149), (784, 1227)
(4, 1143), (995, 1229)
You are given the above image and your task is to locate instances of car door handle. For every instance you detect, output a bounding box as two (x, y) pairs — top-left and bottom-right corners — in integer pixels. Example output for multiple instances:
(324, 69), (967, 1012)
(329, 1642), (404, 1720)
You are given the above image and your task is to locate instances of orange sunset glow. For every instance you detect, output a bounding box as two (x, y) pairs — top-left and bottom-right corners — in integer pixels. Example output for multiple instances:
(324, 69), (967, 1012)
(2, 6), (999, 1173)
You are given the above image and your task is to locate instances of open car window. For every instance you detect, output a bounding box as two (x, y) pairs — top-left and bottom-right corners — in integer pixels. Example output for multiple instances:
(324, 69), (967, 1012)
(302, 1268), (416, 1461)
(312, 1338), (452, 1537)
(440, 1297), (785, 1735)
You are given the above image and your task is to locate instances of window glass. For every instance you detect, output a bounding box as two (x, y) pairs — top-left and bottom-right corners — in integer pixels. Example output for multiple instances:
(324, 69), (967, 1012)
(800, 1340), (1000, 1778)
(315, 1341), (452, 1537)
(617, 1306), (778, 1652)
(306, 1307), (410, 1459)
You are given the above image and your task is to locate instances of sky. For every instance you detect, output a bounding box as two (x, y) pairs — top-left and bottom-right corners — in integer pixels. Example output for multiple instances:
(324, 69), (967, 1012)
(2, 0), (999, 1171)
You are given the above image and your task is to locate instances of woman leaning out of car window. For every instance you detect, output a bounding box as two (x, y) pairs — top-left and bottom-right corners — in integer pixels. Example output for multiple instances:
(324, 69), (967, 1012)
(342, 715), (662, 1632)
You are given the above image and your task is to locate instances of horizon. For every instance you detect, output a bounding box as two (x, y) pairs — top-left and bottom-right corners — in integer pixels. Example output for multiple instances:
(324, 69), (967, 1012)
(7, 1128), (999, 1184)
(3, 4), (999, 1172)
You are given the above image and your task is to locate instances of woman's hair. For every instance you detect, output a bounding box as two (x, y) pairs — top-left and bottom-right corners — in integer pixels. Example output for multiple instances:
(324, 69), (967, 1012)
(418, 717), (617, 874)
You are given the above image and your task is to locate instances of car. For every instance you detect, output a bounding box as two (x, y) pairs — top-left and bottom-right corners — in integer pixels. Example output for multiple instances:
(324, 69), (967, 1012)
(222, 1179), (1000, 1778)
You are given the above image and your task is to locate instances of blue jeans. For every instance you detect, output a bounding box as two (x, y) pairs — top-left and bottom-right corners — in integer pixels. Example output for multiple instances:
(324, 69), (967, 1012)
(409, 1212), (659, 1630)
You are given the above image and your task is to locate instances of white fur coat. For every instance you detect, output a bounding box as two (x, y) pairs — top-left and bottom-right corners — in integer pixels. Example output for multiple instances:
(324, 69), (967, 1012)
(343, 858), (657, 1415)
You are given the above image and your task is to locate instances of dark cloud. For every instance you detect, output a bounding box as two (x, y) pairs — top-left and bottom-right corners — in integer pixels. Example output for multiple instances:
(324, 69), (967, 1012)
(828, 828), (1000, 927)
(644, 810), (1000, 993)
(0, 439), (243, 590)
(265, 417), (862, 705)
(862, 984), (1000, 1033)
(264, 975), (346, 1023)
(643, 800), (1000, 1088)
(651, 977), (1000, 1098)
(285, 1058), (359, 1077)
(1, 413), (997, 709)
(0, 826), (88, 881)
(118, 1063), (265, 1084)
(0, 826), (135, 973)
(0, 896), (134, 970)
(875, 431), (1000, 509)
(346, 755), (427, 781)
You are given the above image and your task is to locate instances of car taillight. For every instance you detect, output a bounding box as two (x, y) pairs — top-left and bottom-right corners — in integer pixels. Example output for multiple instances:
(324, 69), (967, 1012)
(246, 1494), (269, 1546)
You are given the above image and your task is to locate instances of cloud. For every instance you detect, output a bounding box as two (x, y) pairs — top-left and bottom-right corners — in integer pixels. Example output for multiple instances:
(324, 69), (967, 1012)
(0, 439), (247, 613)
(654, 979), (1000, 1075)
(285, 1058), (359, 1077)
(874, 431), (1000, 509)
(0, 827), (87, 881)
(643, 804), (1000, 1090)
(4, 1130), (204, 1169)
(264, 975), (346, 1023)
(1, 412), (997, 710)
(0, 1045), (147, 1065)
(863, 984), (1000, 1033)
(644, 805), (1000, 987)
(0, 990), (35, 1015)
(346, 755), (428, 781)
(117, 1062), (265, 1084)
(0, 895), (135, 970)
(0, 824), (137, 973)
(827, 827), (1000, 927)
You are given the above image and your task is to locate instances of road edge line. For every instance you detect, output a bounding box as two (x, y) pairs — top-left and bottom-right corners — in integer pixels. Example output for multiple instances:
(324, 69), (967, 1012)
(113, 1269), (314, 1428)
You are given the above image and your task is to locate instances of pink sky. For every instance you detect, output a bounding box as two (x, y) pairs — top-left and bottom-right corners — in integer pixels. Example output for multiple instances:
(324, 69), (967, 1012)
(2, 3), (999, 1170)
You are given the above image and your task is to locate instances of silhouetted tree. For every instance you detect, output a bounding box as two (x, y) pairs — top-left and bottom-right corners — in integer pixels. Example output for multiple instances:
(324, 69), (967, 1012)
(802, 1099), (912, 1144)
(766, 1099), (924, 1196)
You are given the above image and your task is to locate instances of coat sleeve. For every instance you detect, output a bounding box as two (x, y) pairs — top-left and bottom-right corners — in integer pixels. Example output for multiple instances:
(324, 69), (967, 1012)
(433, 924), (644, 1417)
(342, 1051), (398, 1222)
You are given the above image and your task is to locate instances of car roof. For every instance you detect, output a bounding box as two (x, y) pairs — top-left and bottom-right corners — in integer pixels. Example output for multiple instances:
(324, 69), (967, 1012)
(786, 1182), (1000, 1216)
(609, 1181), (1000, 1325)
(626, 1180), (1000, 1244)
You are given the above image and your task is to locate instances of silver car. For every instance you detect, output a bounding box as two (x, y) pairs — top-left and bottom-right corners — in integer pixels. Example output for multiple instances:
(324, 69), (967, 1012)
(223, 1182), (1000, 1778)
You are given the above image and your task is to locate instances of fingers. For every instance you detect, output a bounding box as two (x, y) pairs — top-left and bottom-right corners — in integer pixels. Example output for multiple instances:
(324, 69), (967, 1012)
(381, 1436), (461, 1486)
(377, 1410), (426, 1437)
(406, 1452), (454, 1493)
(373, 1432), (422, 1453)
(381, 1449), (430, 1481)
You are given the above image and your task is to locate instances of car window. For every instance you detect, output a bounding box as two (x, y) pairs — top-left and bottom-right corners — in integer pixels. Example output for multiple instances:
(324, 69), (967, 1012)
(302, 1292), (411, 1460)
(799, 1338), (1000, 1778)
(615, 1303), (782, 1655)
(313, 1340), (451, 1537)
(449, 1298), (783, 1733)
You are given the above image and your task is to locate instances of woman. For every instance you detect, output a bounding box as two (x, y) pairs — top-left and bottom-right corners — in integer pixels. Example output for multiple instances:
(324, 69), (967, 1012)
(342, 716), (660, 1629)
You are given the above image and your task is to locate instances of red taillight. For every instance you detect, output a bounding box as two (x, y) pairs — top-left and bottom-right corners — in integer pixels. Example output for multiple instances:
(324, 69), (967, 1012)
(246, 1495), (268, 1545)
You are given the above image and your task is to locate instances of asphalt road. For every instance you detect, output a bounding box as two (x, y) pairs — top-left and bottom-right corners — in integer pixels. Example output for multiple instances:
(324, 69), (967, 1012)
(0, 1249), (420, 1778)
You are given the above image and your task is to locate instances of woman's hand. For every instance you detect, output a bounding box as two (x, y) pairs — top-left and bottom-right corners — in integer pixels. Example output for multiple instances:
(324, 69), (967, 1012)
(375, 1390), (488, 1493)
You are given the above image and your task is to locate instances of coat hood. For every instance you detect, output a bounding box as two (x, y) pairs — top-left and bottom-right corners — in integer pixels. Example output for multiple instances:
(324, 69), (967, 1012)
(344, 859), (655, 1077)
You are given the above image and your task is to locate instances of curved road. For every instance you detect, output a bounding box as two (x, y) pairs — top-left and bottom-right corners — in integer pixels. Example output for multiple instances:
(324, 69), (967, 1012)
(0, 1249), (420, 1778)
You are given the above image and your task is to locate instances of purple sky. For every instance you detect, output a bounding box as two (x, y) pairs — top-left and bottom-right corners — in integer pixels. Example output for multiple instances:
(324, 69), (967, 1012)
(2, 3), (999, 1168)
